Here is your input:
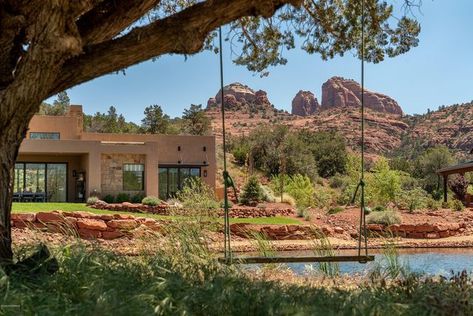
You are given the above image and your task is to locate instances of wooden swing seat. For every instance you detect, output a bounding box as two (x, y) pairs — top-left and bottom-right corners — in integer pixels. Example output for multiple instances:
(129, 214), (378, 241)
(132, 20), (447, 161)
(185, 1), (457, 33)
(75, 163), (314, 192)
(218, 255), (374, 264)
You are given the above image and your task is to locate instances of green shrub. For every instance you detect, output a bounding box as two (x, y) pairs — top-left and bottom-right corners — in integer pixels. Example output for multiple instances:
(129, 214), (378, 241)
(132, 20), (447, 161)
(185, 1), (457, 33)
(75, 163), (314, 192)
(313, 185), (335, 209)
(373, 205), (386, 212)
(296, 207), (306, 218)
(468, 185), (473, 195)
(452, 199), (464, 212)
(240, 176), (264, 206)
(329, 174), (348, 189)
(269, 174), (292, 198)
(303, 209), (311, 221)
(327, 206), (344, 215)
(220, 200), (234, 209)
(102, 194), (115, 203)
(86, 196), (99, 205)
(426, 198), (440, 211)
(366, 210), (402, 226)
(177, 177), (219, 214)
(260, 185), (276, 202)
(116, 193), (131, 203)
(142, 196), (161, 206)
(367, 158), (402, 206)
(415, 146), (455, 194)
(400, 188), (428, 213)
(286, 174), (315, 208)
(231, 142), (250, 165)
(281, 193), (296, 206)
(131, 194), (145, 203)
(431, 189), (443, 201)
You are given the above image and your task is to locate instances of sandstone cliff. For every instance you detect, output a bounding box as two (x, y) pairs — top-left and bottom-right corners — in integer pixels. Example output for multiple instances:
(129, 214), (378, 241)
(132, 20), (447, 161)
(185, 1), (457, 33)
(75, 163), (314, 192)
(321, 76), (403, 116)
(207, 82), (275, 113)
(291, 90), (320, 116)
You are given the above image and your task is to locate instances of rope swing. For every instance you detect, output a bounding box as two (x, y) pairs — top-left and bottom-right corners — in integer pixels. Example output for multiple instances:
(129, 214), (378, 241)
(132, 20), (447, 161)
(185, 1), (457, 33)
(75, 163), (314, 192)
(218, 0), (372, 264)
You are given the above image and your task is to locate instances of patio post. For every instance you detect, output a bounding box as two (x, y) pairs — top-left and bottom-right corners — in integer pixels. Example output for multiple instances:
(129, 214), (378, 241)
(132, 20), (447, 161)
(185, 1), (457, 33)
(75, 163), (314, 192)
(443, 174), (448, 203)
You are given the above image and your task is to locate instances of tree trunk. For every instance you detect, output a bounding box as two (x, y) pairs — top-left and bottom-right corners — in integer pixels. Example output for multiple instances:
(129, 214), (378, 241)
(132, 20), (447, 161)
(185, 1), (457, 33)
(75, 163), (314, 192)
(0, 121), (27, 266)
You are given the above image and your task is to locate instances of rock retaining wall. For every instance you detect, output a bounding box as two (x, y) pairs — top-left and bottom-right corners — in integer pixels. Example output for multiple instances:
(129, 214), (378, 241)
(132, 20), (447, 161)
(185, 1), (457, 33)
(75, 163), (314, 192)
(230, 223), (343, 240)
(220, 206), (294, 218)
(367, 222), (465, 239)
(11, 211), (162, 240)
(91, 201), (170, 215)
(91, 201), (294, 218)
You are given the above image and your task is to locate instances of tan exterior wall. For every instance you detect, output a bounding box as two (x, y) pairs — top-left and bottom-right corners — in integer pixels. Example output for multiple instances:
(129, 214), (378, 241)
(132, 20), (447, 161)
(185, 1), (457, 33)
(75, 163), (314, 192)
(18, 106), (217, 201)
(28, 116), (82, 140)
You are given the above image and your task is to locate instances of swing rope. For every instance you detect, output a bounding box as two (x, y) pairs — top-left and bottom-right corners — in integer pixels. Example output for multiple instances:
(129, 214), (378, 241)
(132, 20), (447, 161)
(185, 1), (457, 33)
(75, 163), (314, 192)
(218, 0), (370, 263)
(354, 0), (369, 260)
(219, 26), (233, 261)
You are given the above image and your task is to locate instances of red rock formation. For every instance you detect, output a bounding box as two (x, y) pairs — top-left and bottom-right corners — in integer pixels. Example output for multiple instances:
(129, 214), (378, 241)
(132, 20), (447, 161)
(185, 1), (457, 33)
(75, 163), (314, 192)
(291, 90), (320, 116)
(207, 82), (274, 112)
(321, 76), (403, 116)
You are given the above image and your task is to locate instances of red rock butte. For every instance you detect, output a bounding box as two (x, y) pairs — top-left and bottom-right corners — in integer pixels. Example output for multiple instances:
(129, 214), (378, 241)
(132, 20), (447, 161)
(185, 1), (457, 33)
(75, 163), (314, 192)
(321, 76), (403, 116)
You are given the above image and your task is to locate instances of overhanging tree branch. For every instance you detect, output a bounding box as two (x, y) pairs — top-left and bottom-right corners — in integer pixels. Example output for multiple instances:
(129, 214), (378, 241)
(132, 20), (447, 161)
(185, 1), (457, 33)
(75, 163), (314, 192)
(78, 0), (162, 45)
(49, 0), (302, 96)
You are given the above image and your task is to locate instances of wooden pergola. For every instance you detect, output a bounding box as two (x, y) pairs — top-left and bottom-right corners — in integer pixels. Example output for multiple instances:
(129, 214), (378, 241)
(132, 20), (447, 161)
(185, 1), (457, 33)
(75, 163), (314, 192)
(438, 161), (473, 202)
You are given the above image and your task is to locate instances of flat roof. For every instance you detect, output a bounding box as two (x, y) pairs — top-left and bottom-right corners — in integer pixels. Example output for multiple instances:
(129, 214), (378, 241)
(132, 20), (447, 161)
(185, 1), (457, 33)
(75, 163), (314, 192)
(438, 160), (473, 175)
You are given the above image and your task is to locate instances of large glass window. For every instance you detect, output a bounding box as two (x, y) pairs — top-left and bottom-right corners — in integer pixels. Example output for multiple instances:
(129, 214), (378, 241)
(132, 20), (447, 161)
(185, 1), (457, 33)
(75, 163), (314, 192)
(30, 132), (60, 140)
(14, 163), (24, 193)
(123, 164), (144, 191)
(25, 163), (46, 193)
(158, 166), (201, 199)
(14, 163), (67, 202)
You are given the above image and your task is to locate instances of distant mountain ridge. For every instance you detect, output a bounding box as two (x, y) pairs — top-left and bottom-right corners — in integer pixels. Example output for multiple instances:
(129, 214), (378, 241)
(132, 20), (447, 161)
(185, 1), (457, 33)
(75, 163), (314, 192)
(205, 78), (473, 156)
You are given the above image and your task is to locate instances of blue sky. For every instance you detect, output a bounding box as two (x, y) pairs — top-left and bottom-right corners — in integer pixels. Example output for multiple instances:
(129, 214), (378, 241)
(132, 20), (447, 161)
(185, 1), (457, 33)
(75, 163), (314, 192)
(54, 0), (473, 122)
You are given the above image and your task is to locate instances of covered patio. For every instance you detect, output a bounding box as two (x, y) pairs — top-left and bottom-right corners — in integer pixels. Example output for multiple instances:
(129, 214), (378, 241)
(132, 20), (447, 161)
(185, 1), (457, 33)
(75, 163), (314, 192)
(438, 161), (473, 203)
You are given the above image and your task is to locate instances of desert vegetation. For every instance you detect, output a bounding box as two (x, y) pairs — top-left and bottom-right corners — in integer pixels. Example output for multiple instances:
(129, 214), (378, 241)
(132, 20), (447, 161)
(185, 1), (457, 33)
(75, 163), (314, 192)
(3, 218), (473, 315)
(229, 126), (469, 218)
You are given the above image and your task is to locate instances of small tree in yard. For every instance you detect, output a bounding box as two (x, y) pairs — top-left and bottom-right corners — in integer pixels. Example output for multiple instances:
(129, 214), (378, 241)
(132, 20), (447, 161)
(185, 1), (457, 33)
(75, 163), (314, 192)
(0, 0), (419, 267)
(240, 176), (263, 206)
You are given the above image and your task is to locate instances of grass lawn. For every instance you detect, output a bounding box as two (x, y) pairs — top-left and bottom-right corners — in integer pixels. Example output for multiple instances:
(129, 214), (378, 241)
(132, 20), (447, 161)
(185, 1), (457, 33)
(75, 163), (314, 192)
(12, 203), (300, 225)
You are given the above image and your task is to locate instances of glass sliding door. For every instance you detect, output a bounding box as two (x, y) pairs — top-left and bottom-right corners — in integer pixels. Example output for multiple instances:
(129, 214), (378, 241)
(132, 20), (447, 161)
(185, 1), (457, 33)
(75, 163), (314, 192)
(14, 163), (24, 194)
(158, 166), (201, 200)
(25, 163), (46, 193)
(158, 168), (168, 200)
(168, 168), (179, 198)
(14, 162), (67, 202)
(179, 168), (191, 187)
(47, 164), (67, 202)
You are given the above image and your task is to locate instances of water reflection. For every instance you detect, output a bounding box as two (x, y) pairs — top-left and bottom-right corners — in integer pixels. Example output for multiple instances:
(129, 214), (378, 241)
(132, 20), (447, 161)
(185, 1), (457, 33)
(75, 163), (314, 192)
(242, 248), (473, 277)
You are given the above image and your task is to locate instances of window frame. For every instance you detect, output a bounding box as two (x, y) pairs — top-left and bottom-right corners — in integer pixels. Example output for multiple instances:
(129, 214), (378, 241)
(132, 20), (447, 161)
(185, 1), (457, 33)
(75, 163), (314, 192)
(122, 163), (145, 191)
(14, 162), (68, 202)
(158, 165), (201, 199)
(30, 132), (60, 140)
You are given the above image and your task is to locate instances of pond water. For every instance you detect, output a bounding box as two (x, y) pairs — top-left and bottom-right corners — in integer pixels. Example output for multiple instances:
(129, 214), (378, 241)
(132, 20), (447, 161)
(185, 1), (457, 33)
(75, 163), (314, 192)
(240, 248), (473, 277)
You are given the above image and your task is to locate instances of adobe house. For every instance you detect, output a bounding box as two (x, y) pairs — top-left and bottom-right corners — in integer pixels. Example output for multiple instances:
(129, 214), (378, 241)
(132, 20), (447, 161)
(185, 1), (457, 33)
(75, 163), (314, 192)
(15, 105), (216, 202)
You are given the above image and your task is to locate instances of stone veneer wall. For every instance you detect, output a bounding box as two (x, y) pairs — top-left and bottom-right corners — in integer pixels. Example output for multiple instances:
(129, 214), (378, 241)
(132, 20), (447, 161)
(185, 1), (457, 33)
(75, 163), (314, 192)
(101, 153), (146, 196)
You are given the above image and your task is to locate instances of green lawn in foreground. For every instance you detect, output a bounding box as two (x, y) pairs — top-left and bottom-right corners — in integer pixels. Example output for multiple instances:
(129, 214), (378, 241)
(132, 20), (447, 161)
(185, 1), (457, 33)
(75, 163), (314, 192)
(12, 203), (300, 225)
